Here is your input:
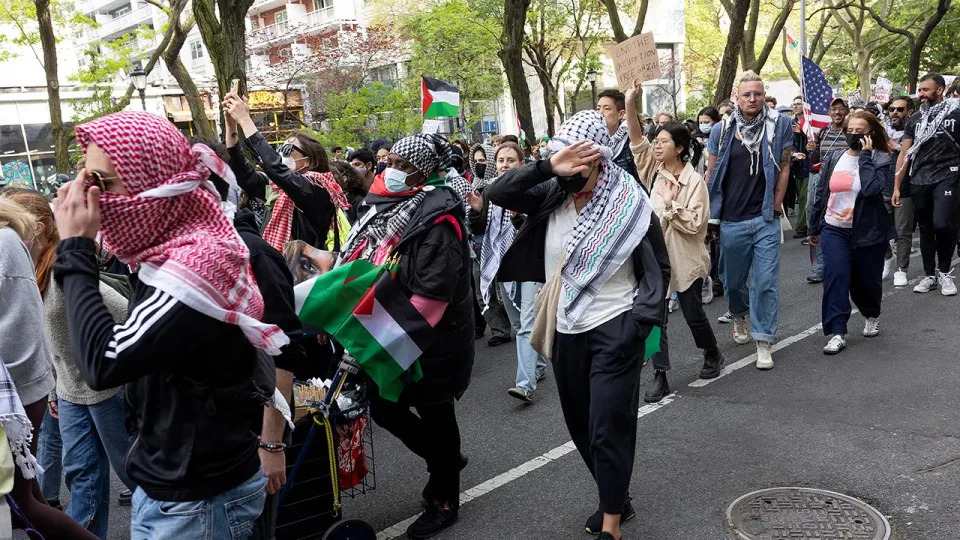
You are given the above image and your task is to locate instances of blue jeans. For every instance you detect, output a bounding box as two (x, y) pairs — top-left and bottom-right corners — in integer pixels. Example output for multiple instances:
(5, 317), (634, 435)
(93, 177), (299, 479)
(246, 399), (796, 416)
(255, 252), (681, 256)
(131, 470), (267, 540)
(501, 282), (547, 390)
(807, 172), (824, 277)
(37, 408), (63, 501)
(719, 216), (781, 343)
(59, 393), (134, 539)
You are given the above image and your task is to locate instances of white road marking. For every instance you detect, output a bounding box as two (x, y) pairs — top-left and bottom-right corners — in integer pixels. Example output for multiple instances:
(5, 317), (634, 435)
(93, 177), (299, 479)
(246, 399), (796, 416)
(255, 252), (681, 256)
(377, 253), (957, 539)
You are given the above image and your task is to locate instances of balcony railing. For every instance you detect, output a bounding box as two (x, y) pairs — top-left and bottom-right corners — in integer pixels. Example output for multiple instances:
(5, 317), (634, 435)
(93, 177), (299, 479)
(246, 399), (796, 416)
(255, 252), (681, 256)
(97, 5), (153, 40)
(249, 7), (337, 47)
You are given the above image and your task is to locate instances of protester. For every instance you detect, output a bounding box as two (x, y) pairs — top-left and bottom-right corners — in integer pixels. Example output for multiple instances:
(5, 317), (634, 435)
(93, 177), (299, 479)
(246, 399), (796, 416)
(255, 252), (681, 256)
(717, 101), (735, 118)
(223, 92), (350, 252)
(697, 107), (721, 142)
(490, 135), (504, 147)
(705, 71), (793, 370)
(627, 85), (723, 400)
(339, 133), (473, 539)
(698, 106), (724, 303)
(808, 112), (895, 354)
(373, 141), (392, 174)
(332, 146), (345, 161)
(53, 111), (288, 538)
(470, 143), (512, 346)
(335, 159), (371, 224)
(488, 110), (669, 540)
(596, 89), (640, 180)
(884, 96), (916, 287)
(502, 134), (520, 145)
(792, 96), (813, 238)
(765, 96), (778, 109)
(468, 142), (547, 403)
(348, 148), (377, 192)
(893, 73), (960, 296)
(806, 97), (851, 283)
(5, 189), (135, 538)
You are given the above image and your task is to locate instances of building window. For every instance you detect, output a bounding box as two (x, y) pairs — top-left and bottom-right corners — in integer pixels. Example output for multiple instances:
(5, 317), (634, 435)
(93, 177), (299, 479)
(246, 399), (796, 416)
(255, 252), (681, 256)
(275, 10), (288, 31)
(113, 4), (131, 17)
(316, 0), (333, 9)
(190, 40), (204, 62)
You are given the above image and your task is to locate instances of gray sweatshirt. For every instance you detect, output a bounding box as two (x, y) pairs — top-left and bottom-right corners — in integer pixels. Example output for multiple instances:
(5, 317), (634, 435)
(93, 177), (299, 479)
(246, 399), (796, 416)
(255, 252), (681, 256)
(44, 280), (128, 405)
(0, 227), (55, 405)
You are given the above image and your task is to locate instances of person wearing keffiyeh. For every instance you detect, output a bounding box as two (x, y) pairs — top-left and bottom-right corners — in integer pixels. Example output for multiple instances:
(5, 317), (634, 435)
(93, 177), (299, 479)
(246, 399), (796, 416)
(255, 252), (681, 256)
(341, 132), (474, 540)
(53, 111), (289, 537)
(487, 110), (670, 540)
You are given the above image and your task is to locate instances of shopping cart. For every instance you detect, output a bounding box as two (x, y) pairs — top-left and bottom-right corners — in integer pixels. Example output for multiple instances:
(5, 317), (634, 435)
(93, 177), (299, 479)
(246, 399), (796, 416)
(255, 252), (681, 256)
(276, 354), (377, 540)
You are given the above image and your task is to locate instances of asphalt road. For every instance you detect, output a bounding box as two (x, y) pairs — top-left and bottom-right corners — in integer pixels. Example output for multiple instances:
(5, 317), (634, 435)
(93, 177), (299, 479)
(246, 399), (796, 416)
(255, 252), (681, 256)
(45, 230), (960, 540)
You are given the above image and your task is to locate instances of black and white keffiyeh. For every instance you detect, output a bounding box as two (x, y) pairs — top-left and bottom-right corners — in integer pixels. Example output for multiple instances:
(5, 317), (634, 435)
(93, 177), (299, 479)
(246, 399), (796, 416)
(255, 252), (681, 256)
(469, 144), (497, 190)
(0, 361), (41, 479)
(479, 195), (517, 310)
(729, 105), (780, 176)
(444, 168), (473, 214)
(340, 192), (426, 264)
(907, 98), (960, 162)
(392, 133), (452, 178)
(546, 110), (653, 329)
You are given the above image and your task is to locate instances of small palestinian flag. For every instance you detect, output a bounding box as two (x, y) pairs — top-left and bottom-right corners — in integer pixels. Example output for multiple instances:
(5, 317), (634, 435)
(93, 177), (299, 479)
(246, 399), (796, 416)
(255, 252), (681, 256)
(295, 259), (430, 402)
(786, 34), (799, 50)
(422, 76), (460, 119)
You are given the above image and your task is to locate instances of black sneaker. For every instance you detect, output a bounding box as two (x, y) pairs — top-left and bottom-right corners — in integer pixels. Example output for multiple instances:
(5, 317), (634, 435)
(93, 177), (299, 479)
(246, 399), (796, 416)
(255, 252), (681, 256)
(585, 498), (635, 535)
(421, 454), (469, 507)
(488, 335), (511, 347)
(699, 349), (725, 379)
(507, 387), (534, 403)
(407, 500), (458, 539)
(643, 370), (670, 403)
(806, 274), (823, 284)
(118, 488), (132, 506)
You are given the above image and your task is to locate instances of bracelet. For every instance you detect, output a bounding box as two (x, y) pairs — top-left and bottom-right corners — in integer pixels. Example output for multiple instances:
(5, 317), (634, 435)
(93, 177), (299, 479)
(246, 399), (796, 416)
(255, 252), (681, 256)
(258, 440), (287, 452)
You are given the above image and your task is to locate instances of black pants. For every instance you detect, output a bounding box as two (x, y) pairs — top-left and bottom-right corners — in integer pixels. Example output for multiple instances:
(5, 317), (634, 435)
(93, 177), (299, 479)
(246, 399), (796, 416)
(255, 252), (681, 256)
(820, 226), (885, 336)
(913, 175), (960, 276)
(370, 394), (461, 504)
(650, 278), (718, 370)
(553, 311), (645, 514)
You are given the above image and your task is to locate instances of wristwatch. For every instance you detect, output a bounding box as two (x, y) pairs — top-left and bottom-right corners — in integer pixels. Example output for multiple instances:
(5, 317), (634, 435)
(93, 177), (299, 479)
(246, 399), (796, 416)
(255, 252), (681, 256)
(774, 209), (784, 218)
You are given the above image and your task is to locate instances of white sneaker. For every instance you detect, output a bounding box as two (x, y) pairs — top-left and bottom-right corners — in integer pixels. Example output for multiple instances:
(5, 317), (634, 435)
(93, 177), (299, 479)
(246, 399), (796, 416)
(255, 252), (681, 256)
(938, 270), (957, 296)
(668, 294), (679, 313)
(756, 341), (774, 369)
(914, 275), (937, 293)
(823, 334), (846, 355)
(893, 268), (908, 287)
(882, 256), (895, 280)
(701, 276), (714, 305)
(863, 317), (880, 337)
(733, 317), (751, 345)
(718, 311), (733, 324)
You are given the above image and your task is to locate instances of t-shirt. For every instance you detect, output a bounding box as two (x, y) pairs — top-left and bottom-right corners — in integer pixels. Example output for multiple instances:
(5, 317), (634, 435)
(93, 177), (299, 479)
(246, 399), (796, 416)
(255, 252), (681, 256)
(544, 197), (636, 334)
(720, 137), (766, 222)
(825, 153), (861, 229)
(903, 108), (960, 186)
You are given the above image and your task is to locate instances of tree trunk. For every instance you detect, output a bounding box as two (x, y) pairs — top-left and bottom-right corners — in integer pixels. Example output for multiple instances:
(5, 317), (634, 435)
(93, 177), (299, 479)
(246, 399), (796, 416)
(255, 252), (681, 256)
(500, 0), (536, 143)
(194, 0), (255, 138)
(856, 50), (872, 99)
(162, 11), (215, 140)
(739, 0), (760, 69)
(34, 0), (69, 173)
(713, 0), (750, 104)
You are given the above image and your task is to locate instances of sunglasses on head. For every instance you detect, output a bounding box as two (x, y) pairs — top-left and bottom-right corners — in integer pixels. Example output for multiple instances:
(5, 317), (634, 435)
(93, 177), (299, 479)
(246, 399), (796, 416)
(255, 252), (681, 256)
(889, 106), (906, 112)
(277, 143), (306, 157)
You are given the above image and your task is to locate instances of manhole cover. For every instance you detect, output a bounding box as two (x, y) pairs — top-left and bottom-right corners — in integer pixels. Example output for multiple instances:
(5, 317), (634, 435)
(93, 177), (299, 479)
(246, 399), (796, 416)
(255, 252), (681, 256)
(727, 487), (890, 540)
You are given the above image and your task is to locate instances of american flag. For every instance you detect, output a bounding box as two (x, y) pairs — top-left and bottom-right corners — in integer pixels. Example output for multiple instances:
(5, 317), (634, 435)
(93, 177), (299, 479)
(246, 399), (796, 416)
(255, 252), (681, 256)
(800, 57), (832, 140)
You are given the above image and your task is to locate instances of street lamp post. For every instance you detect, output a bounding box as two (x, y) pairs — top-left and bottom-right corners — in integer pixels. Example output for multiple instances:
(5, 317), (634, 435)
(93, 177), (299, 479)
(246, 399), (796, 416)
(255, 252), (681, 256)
(129, 68), (147, 111)
(587, 69), (598, 107)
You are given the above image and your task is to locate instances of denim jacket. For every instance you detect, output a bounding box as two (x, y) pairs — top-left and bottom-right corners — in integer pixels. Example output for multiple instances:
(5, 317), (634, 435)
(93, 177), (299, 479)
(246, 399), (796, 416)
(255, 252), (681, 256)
(706, 112), (793, 222)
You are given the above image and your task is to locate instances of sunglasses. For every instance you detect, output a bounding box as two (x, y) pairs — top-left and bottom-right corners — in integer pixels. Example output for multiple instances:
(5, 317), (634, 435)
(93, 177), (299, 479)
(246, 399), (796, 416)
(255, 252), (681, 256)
(889, 106), (906, 112)
(84, 169), (122, 192)
(277, 143), (306, 157)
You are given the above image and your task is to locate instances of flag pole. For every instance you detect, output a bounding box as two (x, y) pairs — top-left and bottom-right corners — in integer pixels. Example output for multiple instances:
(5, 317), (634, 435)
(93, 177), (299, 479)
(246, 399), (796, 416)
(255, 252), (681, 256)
(800, 0), (807, 57)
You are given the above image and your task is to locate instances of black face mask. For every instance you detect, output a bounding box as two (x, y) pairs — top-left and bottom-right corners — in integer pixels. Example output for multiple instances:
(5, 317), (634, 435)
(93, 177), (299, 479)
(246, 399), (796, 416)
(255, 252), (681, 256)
(375, 162), (388, 175)
(846, 133), (864, 151)
(557, 173), (589, 194)
(474, 163), (487, 179)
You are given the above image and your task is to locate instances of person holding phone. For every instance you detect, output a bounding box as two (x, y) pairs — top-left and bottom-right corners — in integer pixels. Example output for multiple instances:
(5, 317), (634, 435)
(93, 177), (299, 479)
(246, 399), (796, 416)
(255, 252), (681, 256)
(807, 111), (895, 355)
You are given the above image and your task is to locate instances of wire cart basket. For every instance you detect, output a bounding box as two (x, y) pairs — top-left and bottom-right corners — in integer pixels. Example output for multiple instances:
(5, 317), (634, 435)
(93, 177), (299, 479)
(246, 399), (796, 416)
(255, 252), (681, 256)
(276, 354), (377, 540)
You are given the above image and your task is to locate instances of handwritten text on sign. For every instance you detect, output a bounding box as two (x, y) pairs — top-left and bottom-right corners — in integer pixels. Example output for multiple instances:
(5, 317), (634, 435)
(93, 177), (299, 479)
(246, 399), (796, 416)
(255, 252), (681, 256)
(608, 32), (662, 91)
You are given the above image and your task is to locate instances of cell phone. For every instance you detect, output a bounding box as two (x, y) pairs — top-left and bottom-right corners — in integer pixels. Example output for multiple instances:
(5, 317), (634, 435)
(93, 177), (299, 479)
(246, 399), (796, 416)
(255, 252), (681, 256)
(230, 79), (240, 95)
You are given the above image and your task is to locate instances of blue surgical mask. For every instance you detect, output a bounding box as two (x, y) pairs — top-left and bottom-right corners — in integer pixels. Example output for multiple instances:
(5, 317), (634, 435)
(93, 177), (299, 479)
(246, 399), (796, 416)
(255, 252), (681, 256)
(383, 167), (410, 193)
(699, 123), (713, 135)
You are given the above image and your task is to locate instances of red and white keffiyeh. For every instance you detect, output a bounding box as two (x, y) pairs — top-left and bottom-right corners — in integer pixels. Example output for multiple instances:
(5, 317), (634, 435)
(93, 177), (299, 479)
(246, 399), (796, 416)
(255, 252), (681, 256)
(75, 111), (289, 355)
(262, 171), (350, 252)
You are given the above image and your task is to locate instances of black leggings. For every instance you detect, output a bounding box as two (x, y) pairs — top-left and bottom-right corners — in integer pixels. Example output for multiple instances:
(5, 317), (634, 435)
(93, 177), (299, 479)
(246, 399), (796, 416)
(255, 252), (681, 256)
(914, 175), (960, 276)
(650, 279), (719, 371)
(13, 399), (98, 540)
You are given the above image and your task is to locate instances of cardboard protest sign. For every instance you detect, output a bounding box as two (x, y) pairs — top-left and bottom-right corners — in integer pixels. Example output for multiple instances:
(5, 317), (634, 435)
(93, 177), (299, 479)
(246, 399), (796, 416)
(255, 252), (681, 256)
(608, 32), (662, 91)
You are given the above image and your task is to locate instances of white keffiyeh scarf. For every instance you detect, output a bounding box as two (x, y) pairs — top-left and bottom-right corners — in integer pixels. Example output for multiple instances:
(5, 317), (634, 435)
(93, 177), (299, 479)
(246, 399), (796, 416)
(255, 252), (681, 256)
(0, 362), (41, 479)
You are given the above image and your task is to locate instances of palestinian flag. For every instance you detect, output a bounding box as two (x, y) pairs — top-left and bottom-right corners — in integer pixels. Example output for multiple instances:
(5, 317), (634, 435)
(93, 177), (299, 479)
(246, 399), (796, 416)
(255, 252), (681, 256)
(422, 77), (460, 119)
(786, 34), (799, 50)
(295, 259), (430, 402)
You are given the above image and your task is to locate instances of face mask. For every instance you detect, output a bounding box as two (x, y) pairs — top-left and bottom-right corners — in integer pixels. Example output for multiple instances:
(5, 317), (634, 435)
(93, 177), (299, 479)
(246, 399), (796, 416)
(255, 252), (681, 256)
(699, 124), (713, 135)
(354, 165), (368, 177)
(557, 173), (589, 194)
(281, 156), (299, 171)
(383, 167), (411, 193)
(474, 163), (487, 179)
(375, 162), (388, 175)
(846, 133), (864, 151)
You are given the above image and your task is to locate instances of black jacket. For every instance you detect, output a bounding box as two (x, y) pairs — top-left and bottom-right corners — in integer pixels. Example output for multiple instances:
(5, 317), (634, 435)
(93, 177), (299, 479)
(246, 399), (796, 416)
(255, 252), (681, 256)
(235, 209), (306, 377)
(613, 137), (640, 182)
(366, 186), (475, 403)
(808, 149), (895, 248)
(54, 238), (264, 501)
(229, 132), (335, 248)
(485, 160), (670, 328)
